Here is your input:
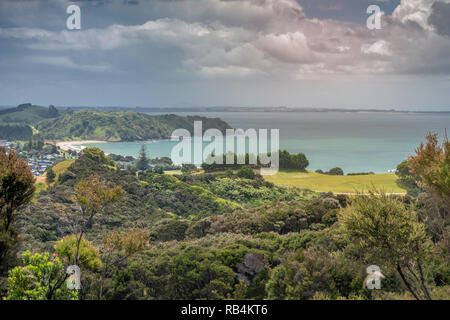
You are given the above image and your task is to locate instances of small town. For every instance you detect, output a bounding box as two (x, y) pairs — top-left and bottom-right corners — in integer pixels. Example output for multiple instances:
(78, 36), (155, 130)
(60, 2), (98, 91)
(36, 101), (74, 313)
(1, 139), (77, 177)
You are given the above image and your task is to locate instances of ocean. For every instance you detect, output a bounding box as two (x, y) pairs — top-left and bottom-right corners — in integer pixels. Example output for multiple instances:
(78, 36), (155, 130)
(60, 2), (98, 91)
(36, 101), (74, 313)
(84, 111), (449, 174)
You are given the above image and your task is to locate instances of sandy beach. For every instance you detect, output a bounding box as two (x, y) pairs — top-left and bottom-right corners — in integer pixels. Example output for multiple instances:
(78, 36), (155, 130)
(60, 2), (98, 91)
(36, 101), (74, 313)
(55, 140), (105, 152)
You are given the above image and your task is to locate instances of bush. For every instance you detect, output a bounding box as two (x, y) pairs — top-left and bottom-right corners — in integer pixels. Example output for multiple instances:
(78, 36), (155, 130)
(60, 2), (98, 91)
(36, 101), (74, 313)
(328, 167), (344, 176)
(46, 168), (56, 184)
(81, 147), (114, 166)
(54, 235), (102, 271)
(237, 167), (255, 180)
(181, 163), (197, 174)
(150, 218), (190, 241)
(279, 150), (309, 170)
(7, 251), (78, 300)
(347, 172), (374, 176)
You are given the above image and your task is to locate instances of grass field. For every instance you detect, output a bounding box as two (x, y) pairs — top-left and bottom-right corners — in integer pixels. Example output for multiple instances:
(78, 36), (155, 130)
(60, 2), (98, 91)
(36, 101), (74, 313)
(165, 170), (182, 175)
(164, 169), (205, 175)
(51, 160), (75, 183)
(264, 170), (406, 194)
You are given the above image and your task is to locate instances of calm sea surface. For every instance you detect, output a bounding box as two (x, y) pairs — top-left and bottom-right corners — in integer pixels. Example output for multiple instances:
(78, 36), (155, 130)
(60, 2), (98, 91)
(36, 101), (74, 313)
(84, 111), (450, 174)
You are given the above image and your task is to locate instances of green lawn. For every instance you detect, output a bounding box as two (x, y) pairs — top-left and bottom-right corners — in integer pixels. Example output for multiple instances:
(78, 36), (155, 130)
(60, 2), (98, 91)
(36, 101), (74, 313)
(165, 170), (182, 175)
(264, 170), (406, 194)
(52, 160), (75, 182)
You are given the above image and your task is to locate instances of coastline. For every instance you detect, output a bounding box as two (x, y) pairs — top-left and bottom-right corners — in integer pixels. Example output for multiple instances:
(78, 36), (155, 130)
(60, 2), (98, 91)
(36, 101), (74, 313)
(54, 138), (171, 152)
(55, 140), (106, 152)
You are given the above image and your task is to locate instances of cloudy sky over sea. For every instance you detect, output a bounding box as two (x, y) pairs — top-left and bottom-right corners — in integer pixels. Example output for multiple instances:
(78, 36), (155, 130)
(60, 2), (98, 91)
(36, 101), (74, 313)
(1, 0), (450, 110)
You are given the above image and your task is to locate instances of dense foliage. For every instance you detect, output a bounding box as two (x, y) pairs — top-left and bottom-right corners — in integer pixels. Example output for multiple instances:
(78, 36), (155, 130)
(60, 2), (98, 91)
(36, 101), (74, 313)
(278, 150), (309, 170)
(396, 160), (422, 196)
(0, 131), (448, 300)
(201, 150), (309, 172)
(0, 147), (36, 286)
(36, 110), (231, 141)
(316, 167), (345, 175)
(7, 251), (77, 300)
(0, 104), (60, 125)
(0, 124), (33, 140)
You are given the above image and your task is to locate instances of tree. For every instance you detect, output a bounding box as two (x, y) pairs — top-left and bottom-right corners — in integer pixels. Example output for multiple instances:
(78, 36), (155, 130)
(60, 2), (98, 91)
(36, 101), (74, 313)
(278, 150), (309, 170)
(98, 228), (149, 299)
(71, 175), (124, 267)
(408, 132), (449, 207)
(46, 168), (56, 184)
(0, 144), (33, 290)
(328, 167), (344, 176)
(48, 105), (59, 117)
(7, 251), (78, 300)
(338, 190), (433, 300)
(0, 147), (35, 236)
(54, 235), (102, 271)
(408, 132), (449, 257)
(396, 160), (421, 196)
(81, 147), (114, 166)
(136, 144), (149, 171)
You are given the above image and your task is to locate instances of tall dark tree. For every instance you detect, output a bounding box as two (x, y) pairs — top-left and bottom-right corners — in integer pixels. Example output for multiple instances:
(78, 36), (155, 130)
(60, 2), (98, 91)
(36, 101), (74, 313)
(409, 132), (449, 207)
(48, 105), (59, 117)
(46, 168), (56, 184)
(0, 147), (35, 271)
(0, 147), (35, 232)
(136, 144), (149, 171)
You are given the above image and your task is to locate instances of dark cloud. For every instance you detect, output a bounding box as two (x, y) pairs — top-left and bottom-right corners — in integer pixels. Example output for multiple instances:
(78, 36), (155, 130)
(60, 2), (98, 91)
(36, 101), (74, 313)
(0, 0), (449, 109)
(428, 1), (450, 36)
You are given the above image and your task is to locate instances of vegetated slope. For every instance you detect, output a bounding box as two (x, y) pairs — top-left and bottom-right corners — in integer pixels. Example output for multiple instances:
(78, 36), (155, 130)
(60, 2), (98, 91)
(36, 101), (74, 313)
(0, 103), (60, 125)
(16, 151), (240, 250)
(179, 172), (315, 207)
(36, 110), (232, 141)
(0, 123), (33, 140)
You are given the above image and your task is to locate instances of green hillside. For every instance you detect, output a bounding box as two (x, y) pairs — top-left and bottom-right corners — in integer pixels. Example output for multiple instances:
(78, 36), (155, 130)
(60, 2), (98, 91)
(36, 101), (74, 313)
(36, 110), (232, 141)
(0, 123), (34, 140)
(0, 103), (60, 125)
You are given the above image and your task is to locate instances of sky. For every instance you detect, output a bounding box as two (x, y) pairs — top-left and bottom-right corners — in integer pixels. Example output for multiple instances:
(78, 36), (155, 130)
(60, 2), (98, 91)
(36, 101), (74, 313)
(1, 0), (450, 110)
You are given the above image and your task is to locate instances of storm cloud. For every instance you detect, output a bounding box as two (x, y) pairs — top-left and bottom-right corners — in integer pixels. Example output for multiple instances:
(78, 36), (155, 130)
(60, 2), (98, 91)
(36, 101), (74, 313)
(0, 0), (449, 109)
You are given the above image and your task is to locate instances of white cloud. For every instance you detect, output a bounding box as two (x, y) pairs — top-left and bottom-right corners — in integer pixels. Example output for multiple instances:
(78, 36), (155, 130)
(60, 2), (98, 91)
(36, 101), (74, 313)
(362, 40), (392, 57)
(255, 32), (315, 64)
(28, 56), (112, 72)
(1, 0), (450, 79)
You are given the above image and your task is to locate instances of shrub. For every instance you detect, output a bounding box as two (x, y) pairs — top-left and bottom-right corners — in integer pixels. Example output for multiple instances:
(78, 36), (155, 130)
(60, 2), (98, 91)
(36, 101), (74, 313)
(7, 251), (78, 300)
(237, 167), (255, 180)
(328, 167), (344, 176)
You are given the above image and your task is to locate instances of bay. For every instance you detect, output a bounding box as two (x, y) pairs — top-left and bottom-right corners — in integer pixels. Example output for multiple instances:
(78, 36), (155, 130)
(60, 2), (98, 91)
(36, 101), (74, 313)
(84, 111), (449, 174)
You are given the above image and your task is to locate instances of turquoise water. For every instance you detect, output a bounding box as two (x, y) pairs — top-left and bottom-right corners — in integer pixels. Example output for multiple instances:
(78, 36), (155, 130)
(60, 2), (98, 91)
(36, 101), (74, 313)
(84, 111), (449, 174)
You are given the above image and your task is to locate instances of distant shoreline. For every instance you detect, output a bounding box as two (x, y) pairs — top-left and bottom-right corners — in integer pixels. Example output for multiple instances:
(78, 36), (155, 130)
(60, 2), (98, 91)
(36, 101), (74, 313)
(48, 106), (450, 114)
(54, 139), (170, 152)
(55, 140), (106, 151)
